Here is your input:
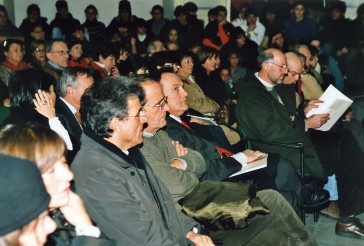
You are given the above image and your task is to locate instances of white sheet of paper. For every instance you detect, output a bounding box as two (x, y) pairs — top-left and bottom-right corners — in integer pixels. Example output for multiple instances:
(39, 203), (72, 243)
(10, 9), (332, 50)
(306, 85), (353, 131)
(187, 115), (218, 126)
(229, 155), (267, 177)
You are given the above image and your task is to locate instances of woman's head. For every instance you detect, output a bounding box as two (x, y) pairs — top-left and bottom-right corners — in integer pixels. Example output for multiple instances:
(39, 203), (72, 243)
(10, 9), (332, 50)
(294, 2), (305, 20)
(0, 153), (56, 245)
(68, 38), (83, 60)
(0, 124), (73, 209)
(227, 49), (240, 67)
(269, 31), (285, 50)
(177, 50), (194, 77)
(197, 46), (219, 73)
(30, 39), (46, 63)
(2, 39), (24, 65)
(168, 28), (178, 43)
(9, 68), (56, 108)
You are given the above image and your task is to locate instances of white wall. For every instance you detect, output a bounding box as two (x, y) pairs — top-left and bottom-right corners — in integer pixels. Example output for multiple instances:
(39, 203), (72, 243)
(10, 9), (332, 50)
(12, 0), (162, 27)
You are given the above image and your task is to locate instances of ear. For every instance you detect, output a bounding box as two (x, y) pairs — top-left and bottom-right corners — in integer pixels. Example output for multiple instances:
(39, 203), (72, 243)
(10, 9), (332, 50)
(45, 52), (52, 60)
(109, 117), (121, 132)
(98, 54), (104, 63)
(66, 86), (75, 96)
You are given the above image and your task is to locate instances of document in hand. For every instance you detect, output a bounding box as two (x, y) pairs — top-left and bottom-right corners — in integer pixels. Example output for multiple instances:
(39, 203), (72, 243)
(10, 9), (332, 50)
(306, 84), (353, 131)
(229, 155), (267, 177)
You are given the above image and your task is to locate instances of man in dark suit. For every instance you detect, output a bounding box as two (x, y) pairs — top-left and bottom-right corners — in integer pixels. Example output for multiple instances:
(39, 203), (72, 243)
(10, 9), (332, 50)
(56, 67), (94, 162)
(159, 72), (304, 209)
(235, 48), (364, 239)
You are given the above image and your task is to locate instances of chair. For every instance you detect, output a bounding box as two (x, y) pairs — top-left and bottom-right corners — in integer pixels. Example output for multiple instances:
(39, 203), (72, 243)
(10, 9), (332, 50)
(238, 126), (329, 224)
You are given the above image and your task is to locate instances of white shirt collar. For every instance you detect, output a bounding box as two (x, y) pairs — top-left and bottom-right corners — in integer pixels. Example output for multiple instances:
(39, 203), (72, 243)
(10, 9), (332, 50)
(169, 114), (181, 123)
(255, 72), (274, 91)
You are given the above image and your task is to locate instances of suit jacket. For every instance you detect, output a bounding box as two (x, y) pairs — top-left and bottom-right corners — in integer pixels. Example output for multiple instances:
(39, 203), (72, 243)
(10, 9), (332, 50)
(55, 98), (82, 162)
(71, 130), (194, 245)
(164, 116), (242, 181)
(235, 73), (326, 180)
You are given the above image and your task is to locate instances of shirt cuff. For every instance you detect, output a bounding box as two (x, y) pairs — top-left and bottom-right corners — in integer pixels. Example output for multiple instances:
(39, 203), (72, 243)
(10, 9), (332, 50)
(75, 224), (101, 238)
(172, 158), (188, 170)
(232, 152), (248, 167)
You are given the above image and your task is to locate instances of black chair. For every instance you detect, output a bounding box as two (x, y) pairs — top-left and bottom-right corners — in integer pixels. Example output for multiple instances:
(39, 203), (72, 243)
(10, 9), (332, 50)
(238, 127), (329, 224)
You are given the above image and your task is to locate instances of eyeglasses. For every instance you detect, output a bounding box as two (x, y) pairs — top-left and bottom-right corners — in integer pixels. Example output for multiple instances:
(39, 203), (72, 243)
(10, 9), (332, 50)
(124, 107), (146, 118)
(268, 61), (288, 70)
(143, 96), (168, 109)
(182, 59), (194, 65)
(34, 48), (45, 54)
(49, 50), (69, 56)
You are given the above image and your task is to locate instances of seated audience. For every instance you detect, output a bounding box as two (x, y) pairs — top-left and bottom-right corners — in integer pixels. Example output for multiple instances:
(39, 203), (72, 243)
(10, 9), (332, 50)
(82, 4), (106, 43)
(50, 1), (81, 40)
(236, 48), (364, 238)
(0, 39), (29, 87)
(28, 39), (46, 69)
(147, 5), (167, 38)
(43, 39), (69, 81)
(1, 68), (72, 150)
(0, 124), (114, 245)
(19, 4), (51, 42)
(0, 5), (24, 42)
(239, 7), (266, 46)
(0, 153), (56, 246)
(68, 38), (89, 68)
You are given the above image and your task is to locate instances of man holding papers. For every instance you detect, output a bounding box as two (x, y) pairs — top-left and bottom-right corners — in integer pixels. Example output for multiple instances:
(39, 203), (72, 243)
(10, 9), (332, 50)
(236, 48), (364, 239)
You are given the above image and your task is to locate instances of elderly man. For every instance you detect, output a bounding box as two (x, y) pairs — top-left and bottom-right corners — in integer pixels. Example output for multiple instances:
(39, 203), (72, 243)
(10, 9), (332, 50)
(138, 76), (317, 245)
(159, 71), (311, 209)
(236, 48), (364, 239)
(43, 39), (69, 81)
(56, 67), (94, 162)
(71, 77), (213, 245)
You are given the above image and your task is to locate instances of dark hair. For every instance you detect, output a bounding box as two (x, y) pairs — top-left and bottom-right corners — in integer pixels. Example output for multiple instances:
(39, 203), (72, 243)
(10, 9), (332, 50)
(174, 6), (187, 17)
(119, 0), (131, 13)
(55, 0), (68, 11)
(9, 69), (56, 108)
(27, 4), (40, 15)
(57, 67), (92, 97)
(30, 39), (46, 54)
(0, 5), (7, 15)
(151, 4), (163, 14)
(149, 50), (178, 73)
(196, 46), (219, 65)
(257, 51), (274, 70)
(214, 5), (227, 16)
(244, 7), (257, 18)
(92, 40), (116, 61)
(71, 23), (84, 34)
(176, 50), (195, 66)
(67, 38), (82, 50)
(85, 4), (98, 15)
(184, 2), (198, 13)
(231, 27), (246, 40)
(80, 76), (144, 138)
(330, 1), (346, 14)
(357, 3), (364, 17)
(2, 39), (23, 52)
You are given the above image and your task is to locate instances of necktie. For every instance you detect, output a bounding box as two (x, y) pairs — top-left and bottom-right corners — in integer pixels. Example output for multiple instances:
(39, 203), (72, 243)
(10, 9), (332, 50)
(74, 111), (82, 123)
(181, 120), (191, 129)
(270, 88), (283, 105)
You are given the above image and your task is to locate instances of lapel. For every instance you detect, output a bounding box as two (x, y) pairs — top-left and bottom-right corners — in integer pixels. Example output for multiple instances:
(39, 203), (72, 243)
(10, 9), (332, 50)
(55, 98), (82, 139)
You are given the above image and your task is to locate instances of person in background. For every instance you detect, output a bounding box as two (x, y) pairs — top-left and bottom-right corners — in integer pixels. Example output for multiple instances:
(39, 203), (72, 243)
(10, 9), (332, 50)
(239, 7), (266, 46)
(0, 153), (56, 246)
(0, 5), (24, 42)
(28, 39), (47, 69)
(0, 124), (115, 245)
(82, 4), (105, 43)
(0, 39), (29, 87)
(19, 4), (51, 41)
(68, 39), (89, 68)
(43, 39), (69, 81)
(1, 69), (73, 151)
(147, 5), (167, 38)
(50, 1), (81, 40)
(115, 44), (134, 75)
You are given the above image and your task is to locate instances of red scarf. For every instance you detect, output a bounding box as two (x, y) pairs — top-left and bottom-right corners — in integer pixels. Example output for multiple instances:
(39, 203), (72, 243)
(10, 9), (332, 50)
(1, 60), (29, 71)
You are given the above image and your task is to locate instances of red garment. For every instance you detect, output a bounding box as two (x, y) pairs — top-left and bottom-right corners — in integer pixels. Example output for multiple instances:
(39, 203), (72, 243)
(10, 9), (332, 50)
(1, 60), (29, 71)
(202, 24), (230, 51)
(181, 120), (191, 129)
(69, 57), (89, 68)
(215, 146), (233, 158)
(89, 61), (108, 78)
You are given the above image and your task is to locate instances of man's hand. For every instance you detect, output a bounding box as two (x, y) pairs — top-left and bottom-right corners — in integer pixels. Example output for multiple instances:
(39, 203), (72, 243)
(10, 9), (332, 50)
(242, 149), (266, 163)
(304, 100), (324, 114)
(169, 159), (185, 170)
(186, 231), (215, 246)
(306, 114), (330, 129)
(190, 117), (210, 125)
(172, 140), (188, 157)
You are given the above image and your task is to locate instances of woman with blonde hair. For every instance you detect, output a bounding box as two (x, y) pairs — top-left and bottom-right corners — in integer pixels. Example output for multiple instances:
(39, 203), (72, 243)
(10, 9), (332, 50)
(0, 124), (114, 245)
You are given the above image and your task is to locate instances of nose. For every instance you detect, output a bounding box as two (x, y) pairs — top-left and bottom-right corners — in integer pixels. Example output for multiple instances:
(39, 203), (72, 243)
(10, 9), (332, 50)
(61, 164), (74, 182)
(162, 103), (169, 112)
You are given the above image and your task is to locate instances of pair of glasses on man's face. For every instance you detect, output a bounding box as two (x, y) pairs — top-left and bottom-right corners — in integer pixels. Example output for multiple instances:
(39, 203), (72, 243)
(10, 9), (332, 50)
(124, 97), (168, 118)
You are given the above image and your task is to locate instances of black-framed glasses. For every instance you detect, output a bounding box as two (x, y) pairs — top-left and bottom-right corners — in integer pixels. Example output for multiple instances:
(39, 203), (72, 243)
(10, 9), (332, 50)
(143, 96), (168, 109)
(268, 61), (288, 70)
(49, 50), (69, 56)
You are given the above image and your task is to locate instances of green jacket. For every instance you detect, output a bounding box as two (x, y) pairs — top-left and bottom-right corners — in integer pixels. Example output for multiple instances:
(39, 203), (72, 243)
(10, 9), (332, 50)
(235, 73), (326, 180)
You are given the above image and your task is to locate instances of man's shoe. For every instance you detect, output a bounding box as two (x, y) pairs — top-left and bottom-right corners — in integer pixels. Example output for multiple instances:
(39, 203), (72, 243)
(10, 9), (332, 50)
(321, 201), (339, 219)
(302, 187), (330, 207)
(336, 217), (364, 239)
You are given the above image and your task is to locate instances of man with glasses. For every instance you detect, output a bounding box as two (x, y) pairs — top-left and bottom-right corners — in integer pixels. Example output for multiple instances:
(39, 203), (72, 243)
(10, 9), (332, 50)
(43, 39), (69, 81)
(236, 48), (364, 239)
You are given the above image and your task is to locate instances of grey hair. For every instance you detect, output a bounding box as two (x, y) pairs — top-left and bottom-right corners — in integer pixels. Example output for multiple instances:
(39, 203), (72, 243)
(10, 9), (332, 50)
(57, 67), (91, 97)
(257, 51), (274, 70)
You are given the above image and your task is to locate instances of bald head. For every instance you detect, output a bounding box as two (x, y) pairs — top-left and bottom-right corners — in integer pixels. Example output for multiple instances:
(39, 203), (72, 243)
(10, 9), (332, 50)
(283, 52), (303, 84)
(257, 48), (288, 85)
